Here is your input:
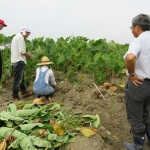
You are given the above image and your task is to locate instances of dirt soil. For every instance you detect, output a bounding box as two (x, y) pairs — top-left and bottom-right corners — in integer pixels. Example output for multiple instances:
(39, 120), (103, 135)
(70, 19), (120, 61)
(0, 72), (149, 150)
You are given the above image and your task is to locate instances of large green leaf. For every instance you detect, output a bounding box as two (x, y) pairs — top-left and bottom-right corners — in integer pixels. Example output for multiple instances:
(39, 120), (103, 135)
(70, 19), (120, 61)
(4, 34), (14, 44)
(49, 103), (61, 111)
(8, 136), (25, 149)
(41, 112), (51, 122)
(7, 103), (17, 112)
(23, 104), (35, 110)
(0, 127), (26, 138)
(30, 136), (52, 148)
(62, 133), (76, 144)
(57, 55), (66, 64)
(82, 114), (100, 128)
(65, 52), (72, 59)
(62, 134), (69, 143)
(92, 114), (100, 128)
(35, 46), (45, 55)
(66, 135), (76, 143)
(0, 111), (23, 122)
(11, 109), (39, 117)
(48, 134), (63, 142)
(48, 134), (63, 148)
(0, 34), (4, 44)
(101, 53), (110, 61)
(5, 120), (14, 127)
(19, 123), (43, 131)
(20, 136), (37, 150)
(4, 68), (11, 77)
(94, 53), (100, 62)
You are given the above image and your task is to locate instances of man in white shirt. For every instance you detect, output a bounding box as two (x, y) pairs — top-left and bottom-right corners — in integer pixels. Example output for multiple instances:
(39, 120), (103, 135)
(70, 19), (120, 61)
(11, 26), (33, 101)
(33, 56), (56, 100)
(123, 14), (150, 150)
(0, 19), (7, 81)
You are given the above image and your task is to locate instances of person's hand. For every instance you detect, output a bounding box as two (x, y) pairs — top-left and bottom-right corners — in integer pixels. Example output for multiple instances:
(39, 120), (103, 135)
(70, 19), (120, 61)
(54, 85), (59, 92)
(28, 53), (33, 58)
(32, 74), (35, 79)
(5, 44), (11, 48)
(128, 73), (143, 86)
(22, 52), (34, 59)
(0, 46), (6, 51)
(27, 52), (34, 59)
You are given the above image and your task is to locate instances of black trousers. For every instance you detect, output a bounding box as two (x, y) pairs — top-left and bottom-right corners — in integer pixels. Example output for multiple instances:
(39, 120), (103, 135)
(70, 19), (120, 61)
(0, 52), (2, 80)
(125, 80), (150, 136)
(12, 61), (26, 98)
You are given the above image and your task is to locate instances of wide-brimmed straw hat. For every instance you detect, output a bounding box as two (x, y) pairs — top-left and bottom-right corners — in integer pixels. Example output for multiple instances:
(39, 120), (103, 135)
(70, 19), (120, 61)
(37, 56), (53, 65)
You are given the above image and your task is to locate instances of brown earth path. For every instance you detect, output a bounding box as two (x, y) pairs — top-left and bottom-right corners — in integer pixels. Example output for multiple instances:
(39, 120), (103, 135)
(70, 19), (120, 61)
(0, 73), (149, 150)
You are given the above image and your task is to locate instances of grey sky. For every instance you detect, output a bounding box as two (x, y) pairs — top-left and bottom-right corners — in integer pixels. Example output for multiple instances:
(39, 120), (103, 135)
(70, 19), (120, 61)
(0, 0), (150, 44)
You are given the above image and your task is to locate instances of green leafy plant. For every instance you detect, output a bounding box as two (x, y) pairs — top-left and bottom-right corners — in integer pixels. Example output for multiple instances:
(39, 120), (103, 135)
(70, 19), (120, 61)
(0, 34), (127, 86)
(0, 102), (100, 150)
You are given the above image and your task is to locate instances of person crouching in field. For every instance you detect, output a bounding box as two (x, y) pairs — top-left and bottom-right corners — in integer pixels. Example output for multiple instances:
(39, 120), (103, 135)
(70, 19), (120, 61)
(33, 56), (56, 100)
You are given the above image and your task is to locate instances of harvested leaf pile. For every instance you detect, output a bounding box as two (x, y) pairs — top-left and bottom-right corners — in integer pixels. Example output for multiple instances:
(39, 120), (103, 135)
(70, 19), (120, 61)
(0, 101), (100, 150)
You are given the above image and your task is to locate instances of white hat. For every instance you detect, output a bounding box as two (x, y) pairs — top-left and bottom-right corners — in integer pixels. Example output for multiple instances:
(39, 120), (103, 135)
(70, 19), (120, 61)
(19, 26), (31, 35)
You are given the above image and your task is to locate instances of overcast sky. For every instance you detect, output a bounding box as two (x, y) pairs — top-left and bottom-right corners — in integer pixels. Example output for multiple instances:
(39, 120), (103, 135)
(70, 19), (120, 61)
(0, 0), (150, 44)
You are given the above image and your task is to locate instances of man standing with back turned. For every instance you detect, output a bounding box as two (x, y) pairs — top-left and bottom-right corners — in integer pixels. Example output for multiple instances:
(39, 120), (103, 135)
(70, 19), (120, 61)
(11, 26), (33, 101)
(123, 14), (150, 150)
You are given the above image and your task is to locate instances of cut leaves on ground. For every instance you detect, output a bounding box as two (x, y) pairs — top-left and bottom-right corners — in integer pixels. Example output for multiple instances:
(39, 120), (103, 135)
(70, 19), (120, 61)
(0, 102), (100, 150)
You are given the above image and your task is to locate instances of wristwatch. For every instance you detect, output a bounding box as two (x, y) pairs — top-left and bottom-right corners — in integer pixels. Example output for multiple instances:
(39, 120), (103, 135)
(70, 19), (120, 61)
(129, 73), (135, 77)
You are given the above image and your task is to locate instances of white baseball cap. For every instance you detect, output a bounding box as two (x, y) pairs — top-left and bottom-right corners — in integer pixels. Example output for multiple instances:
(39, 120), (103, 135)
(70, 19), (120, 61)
(19, 26), (31, 35)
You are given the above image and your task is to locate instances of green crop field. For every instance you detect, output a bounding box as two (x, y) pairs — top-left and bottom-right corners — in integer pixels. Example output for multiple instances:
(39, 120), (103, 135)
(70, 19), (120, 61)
(0, 34), (128, 86)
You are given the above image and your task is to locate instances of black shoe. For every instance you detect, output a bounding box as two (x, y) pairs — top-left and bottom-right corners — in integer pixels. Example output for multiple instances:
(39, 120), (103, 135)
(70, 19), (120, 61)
(45, 92), (54, 99)
(146, 128), (150, 147)
(124, 136), (145, 150)
(37, 95), (41, 98)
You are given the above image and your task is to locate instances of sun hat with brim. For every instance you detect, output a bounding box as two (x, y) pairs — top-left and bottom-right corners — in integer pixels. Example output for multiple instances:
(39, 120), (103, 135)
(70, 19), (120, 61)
(0, 19), (7, 27)
(37, 56), (53, 65)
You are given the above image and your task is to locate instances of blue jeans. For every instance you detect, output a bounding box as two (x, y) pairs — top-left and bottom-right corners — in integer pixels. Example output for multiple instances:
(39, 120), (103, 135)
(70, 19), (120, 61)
(12, 61), (26, 98)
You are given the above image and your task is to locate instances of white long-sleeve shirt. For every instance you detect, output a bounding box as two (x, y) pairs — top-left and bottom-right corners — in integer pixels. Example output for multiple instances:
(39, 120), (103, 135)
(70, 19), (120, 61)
(34, 66), (56, 86)
(11, 33), (27, 64)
